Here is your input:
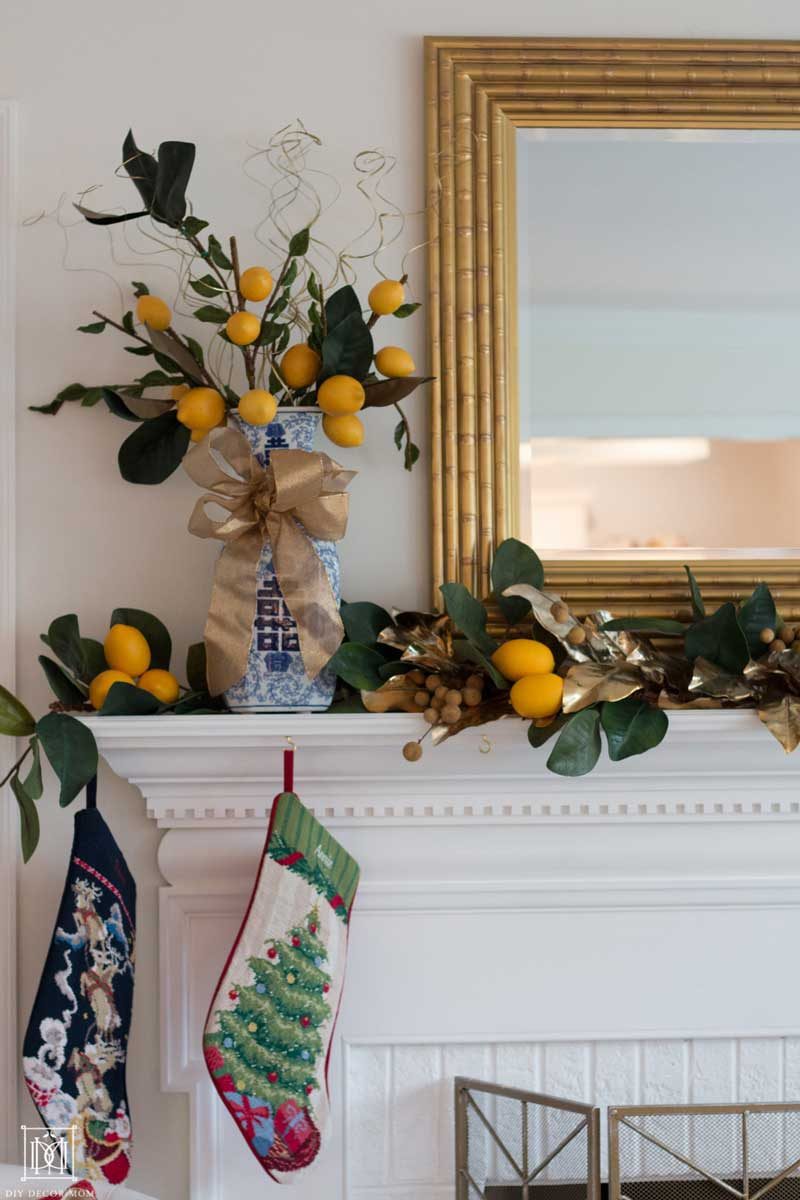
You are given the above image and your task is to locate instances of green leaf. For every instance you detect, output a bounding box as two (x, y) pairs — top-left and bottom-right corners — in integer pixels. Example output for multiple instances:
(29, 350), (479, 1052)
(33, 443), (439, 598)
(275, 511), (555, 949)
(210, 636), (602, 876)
(47, 614), (86, 678)
(600, 698), (668, 762)
(685, 565), (706, 619)
(38, 655), (87, 706)
(282, 260), (299, 288)
(153, 139), (196, 227)
(341, 601), (392, 646)
(137, 369), (182, 388)
(102, 388), (143, 423)
(393, 302), (422, 318)
(74, 202), (148, 227)
(546, 709), (602, 777)
(289, 227), (311, 257)
(491, 538), (545, 624)
(124, 344), (154, 357)
(685, 602), (749, 674)
(23, 738), (43, 802)
(122, 311), (135, 335)
(325, 285), (361, 332)
(527, 713), (569, 749)
(110, 607), (171, 669)
(80, 387), (106, 407)
(147, 328), (205, 383)
(12, 772), (40, 862)
(393, 421), (404, 451)
(77, 321), (107, 334)
(118, 409), (191, 485)
(600, 617), (689, 636)
(377, 659), (417, 679)
(36, 713), (98, 807)
(185, 336), (205, 367)
(100, 681), (161, 716)
(440, 582), (497, 656)
(327, 643), (385, 690)
(82, 638), (107, 680)
(131, 280), (150, 297)
(186, 642), (207, 692)
(320, 311), (374, 382)
(0, 683), (36, 737)
(207, 235), (232, 271)
(122, 128), (157, 211)
(404, 440), (420, 471)
(739, 582), (777, 658)
(193, 304), (229, 324)
(308, 273), (321, 302)
(181, 215), (209, 238)
(190, 274), (223, 299)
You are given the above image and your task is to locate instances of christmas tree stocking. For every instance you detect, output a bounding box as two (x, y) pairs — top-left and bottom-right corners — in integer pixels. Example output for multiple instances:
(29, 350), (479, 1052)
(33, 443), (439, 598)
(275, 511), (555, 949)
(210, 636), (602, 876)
(203, 777), (360, 1182)
(23, 797), (136, 1196)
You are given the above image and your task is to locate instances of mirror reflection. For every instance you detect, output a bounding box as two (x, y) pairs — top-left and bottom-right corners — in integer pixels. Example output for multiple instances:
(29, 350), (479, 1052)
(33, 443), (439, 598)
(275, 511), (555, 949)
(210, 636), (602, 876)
(516, 129), (800, 557)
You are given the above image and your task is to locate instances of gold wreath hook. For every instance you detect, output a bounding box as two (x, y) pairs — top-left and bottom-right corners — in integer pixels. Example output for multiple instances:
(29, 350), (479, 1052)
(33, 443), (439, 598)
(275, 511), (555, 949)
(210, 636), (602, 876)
(285, 735), (296, 749)
(479, 735), (493, 755)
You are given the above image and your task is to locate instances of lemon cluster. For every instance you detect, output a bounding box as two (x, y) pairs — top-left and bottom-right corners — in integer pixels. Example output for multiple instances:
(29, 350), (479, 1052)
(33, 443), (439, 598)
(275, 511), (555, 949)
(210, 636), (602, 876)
(491, 638), (564, 720)
(89, 624), (180, 711)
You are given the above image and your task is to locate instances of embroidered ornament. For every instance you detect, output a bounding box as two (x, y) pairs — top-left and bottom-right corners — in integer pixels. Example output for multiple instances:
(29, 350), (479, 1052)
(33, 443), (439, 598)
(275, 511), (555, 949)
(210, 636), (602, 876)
(203, 784), (360, 1182)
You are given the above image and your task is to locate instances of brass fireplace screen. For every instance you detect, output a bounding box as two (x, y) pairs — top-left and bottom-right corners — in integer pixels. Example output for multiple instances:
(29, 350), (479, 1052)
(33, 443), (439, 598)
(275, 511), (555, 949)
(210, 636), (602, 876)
(455, 1079), (800, 1200)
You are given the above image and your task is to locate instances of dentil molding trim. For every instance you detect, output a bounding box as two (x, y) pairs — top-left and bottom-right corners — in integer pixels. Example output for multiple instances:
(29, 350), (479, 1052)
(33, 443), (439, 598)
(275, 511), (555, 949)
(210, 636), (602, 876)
(83, 710), (800, 825)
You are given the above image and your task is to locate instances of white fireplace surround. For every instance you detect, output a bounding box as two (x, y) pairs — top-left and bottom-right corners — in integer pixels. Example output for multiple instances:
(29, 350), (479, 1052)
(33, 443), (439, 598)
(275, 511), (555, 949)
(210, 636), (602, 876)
(81, 710), (800, 1200)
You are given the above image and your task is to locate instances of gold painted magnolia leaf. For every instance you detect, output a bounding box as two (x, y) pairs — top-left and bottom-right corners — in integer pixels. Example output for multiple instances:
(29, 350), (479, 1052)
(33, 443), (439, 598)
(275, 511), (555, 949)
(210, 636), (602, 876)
(361, 675), (426, 714)
(657, 692), (721, 710)
(689, 657), (752, 702)
(430, 694), (512, 746)
(562, 662), (644, 713)
(758, 695), (800, 753)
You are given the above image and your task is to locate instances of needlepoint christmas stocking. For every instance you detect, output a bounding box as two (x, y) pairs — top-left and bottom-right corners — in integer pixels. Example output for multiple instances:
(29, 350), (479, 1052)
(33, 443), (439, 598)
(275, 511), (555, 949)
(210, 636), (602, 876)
(23, 805), (136, 1196)
(203, 789), (360, 1182)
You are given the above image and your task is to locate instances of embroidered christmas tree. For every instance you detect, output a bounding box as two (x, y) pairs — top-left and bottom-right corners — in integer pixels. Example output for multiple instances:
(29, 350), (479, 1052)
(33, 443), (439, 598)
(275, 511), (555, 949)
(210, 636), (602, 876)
(204, 905), (332, 1170)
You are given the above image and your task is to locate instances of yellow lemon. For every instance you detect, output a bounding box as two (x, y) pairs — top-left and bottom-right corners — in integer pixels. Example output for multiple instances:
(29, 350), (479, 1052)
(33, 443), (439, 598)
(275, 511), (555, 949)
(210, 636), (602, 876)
(281, 344), (322, 390)
(509, 673), (564, 720)
(322, 413), (364, 448)
(89, 669), (135, 711)
(104, 624), (152, 677)
(238, 390), (278, 426)
(177, 387), (226, 431)
(368, 279), (405, 316)
(375, 346), (415, 378)
(226, 311), (261, 346)
(171, 383), (190, 403)
(239, 266), (274, 303)
(190, 429), (206, 442)
(317, 375), (365, 416)
(138, 669), (180, 705)
(491, 638), (555, 682)
(136, 295), (171, 331)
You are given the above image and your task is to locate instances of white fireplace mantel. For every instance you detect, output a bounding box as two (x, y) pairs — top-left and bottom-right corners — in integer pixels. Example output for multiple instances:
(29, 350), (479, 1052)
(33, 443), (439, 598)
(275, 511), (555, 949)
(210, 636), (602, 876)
(84, 711), (800, 1200)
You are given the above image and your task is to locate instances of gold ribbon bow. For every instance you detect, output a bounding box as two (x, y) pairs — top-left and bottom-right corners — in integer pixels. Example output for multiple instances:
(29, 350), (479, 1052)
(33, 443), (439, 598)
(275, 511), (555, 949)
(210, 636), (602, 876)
(184, 427), (355, 695)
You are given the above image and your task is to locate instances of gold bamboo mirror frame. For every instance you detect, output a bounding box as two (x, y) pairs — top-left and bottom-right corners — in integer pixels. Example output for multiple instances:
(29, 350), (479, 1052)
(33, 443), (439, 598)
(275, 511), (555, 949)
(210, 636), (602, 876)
(425, 36), (800, 621)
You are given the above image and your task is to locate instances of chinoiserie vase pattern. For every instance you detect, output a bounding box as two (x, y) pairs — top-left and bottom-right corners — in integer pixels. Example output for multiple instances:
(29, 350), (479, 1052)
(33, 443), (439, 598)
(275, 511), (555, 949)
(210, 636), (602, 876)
(225, 408), (340, 712)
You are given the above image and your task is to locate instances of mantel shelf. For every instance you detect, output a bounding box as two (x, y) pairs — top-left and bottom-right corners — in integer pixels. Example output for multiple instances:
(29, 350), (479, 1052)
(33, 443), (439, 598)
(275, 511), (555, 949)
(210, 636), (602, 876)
(81, 710), (800, 826)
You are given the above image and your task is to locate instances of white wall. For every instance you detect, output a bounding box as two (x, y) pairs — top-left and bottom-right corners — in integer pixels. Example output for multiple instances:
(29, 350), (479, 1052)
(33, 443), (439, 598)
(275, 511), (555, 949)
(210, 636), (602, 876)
(4, 2), (800, 1196)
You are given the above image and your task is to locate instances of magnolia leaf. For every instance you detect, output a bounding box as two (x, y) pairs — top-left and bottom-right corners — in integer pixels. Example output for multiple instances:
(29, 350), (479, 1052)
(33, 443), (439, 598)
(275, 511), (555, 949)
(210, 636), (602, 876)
(101, 389), (143, 423)
(100, 681), (162, 716)
(685, 565), (706, 619)
(82, 638), (107, 680)
(739, 582), (777, 658)
(116, 395), (173, 420)
(122, 128), (158, 210)
(685, 602), (749, 674)
(327, 643), (385, 691)
(0, 683), (35, 737)
(36, 713), (98, 808)
(320, 311), (373, 382)
(341, 601), (393, 647)
(562, 661), (643, 713)
(118, 409), (191, 485)
(47, 614), (86, 679)
(601, 617), (688, 636)
(110, 607), (171, 669)
(186, 642), (207, 692)
(12, 772), (40, 863)
(492, 538), (544, 624)
(362, 376), (433, 409)
(153, 140), (195, 227)
(22, 738), (43, 802)
(758, 694), (800, 753)
(74, 204), (149, 226)
(147, 328), (205, 382)
(600, 697), (668, 761)
(361, 676), (427, 714)
(527, 713), (569, 749)
(546, 709), (602, 777)
(440, 582), (497, 656)
(38, 655), (87, 706)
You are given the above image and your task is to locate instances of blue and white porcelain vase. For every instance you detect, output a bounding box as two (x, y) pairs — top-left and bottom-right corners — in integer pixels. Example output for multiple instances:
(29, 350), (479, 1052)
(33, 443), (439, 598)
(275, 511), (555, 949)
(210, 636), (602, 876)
(225, 407), (340, 712)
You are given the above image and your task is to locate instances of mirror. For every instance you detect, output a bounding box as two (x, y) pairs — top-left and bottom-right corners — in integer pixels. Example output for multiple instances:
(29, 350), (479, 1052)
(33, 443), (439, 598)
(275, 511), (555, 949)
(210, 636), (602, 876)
(516, 128), (800, 558)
